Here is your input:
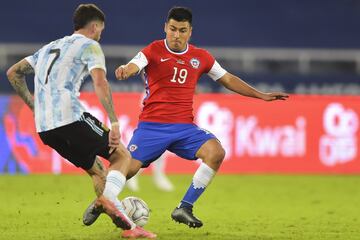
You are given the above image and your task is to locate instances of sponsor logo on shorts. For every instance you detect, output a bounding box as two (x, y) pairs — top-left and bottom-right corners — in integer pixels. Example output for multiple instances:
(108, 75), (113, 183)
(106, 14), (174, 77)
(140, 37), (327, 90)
(129, 144), (138, 152)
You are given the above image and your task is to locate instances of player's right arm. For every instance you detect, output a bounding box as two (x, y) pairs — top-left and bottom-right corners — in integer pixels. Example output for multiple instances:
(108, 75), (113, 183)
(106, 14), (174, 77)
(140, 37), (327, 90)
(115, 51), (149, 80)
(115, 63), (139, 80)
(6, 59), (35, 111)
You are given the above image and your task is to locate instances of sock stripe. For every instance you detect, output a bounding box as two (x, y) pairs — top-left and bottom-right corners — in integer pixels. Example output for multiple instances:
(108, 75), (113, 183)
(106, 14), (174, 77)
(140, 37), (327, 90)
(103, 170), (126, 201)
(107, 178), (124, 188)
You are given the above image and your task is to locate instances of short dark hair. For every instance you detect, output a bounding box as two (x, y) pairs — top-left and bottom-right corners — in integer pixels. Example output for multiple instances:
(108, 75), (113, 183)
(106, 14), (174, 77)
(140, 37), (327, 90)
(73, 4), (105, 31)
(167, 6), (192, 25)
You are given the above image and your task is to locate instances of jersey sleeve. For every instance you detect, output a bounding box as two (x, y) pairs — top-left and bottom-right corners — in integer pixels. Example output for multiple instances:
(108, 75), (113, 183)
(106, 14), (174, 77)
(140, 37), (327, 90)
(129, 51), (149, 73)
(207, 60), (227, 81)
(129, 43), (153, 73)
(80, 41), (107, 73)
(202, 49), (227, 81)
(25, 50), (40, 68)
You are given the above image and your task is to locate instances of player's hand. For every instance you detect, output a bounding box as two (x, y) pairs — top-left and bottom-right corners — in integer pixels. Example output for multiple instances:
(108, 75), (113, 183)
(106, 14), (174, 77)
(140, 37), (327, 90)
(115, 65), (128, 80)
(109, 122), (121, 148)
(262, 92), (289, 101)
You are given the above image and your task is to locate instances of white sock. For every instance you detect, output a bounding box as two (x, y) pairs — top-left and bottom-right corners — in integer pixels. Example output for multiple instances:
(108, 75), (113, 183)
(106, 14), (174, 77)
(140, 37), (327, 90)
(178, 163), (216, 208)
(193, 162), (216, 189)
(152, 155), (165, 175)
(103, 170), (126, 201)
(114, 198), (123, 208)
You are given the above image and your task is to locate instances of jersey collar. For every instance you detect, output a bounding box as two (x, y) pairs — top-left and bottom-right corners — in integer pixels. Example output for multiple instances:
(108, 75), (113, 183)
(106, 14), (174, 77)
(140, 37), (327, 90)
(71, 33), (88, 39)
(164, 39), (189, 55)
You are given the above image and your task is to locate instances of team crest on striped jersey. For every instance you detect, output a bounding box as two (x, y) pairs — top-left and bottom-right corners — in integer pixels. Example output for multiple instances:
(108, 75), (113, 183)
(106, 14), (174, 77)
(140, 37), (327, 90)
(190, 58), (200, 69)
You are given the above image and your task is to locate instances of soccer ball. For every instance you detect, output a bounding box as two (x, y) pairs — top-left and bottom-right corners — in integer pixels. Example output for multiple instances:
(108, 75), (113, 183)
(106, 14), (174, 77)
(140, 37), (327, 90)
(121, 196), (150, 227)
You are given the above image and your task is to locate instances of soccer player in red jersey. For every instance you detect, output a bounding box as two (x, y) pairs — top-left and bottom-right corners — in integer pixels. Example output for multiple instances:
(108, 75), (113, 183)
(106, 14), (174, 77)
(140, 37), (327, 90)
(86, 6), (288, 230)
(117, 6), (288, 228)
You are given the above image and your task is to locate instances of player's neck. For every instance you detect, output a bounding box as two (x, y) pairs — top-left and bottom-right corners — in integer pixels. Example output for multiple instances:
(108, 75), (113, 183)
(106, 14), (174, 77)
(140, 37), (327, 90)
(74, 29), (94, 40)
(165, 39), (188, 53)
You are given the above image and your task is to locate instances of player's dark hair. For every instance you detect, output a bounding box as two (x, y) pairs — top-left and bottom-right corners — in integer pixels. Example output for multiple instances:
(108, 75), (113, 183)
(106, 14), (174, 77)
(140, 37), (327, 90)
(167, 6), (192, 25)
(73, 4), (105, 31)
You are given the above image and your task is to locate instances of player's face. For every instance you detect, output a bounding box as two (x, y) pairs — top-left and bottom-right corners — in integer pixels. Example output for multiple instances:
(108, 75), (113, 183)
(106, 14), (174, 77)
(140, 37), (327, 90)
(164, 19), (192, 52)
(93, 21), (105, 42)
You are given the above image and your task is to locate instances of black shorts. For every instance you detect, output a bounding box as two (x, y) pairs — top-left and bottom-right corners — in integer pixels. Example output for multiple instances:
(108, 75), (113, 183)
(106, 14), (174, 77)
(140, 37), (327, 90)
(38, 112), (113, 170)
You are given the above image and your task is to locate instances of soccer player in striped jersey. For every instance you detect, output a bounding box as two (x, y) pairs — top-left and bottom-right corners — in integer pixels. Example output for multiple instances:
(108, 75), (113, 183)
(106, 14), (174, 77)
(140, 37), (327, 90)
(6, 4), (155, 239)
(112, 6), (289, 229)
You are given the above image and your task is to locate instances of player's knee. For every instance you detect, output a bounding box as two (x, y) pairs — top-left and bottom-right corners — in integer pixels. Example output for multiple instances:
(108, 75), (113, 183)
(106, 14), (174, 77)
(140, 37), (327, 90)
(208, 146), (225, 167)
(214, 147), (226, 166)
(110, 147), (132, 164)
(126, 160), (142, 179)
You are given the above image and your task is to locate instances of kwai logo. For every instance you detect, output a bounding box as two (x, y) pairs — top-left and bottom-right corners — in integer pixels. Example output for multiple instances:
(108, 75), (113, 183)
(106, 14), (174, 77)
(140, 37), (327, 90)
(196, 102), (234, 159)
(319, 103), (359, 166)
(235, 116), (306, 157)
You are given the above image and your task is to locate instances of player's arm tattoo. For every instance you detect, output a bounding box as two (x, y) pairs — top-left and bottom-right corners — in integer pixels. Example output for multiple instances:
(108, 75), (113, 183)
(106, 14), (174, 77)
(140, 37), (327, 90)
(7, 59), (35, 111)
(91, 69), (118, 124)
(99, 85), (118, 124)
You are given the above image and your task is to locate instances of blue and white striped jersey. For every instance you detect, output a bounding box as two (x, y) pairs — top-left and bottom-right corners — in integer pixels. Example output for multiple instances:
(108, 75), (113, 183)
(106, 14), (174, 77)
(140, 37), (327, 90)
(25, 33), (106, 132)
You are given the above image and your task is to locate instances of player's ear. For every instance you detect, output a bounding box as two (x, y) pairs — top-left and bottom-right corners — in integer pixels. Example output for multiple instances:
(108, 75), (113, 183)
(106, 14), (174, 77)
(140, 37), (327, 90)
(89, 22), (96, 33)
(164, 22), (167, 33)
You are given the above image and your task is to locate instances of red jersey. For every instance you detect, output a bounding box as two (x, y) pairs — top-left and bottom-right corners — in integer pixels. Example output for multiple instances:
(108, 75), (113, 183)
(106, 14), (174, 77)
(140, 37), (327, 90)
(131, 39), (226, 123)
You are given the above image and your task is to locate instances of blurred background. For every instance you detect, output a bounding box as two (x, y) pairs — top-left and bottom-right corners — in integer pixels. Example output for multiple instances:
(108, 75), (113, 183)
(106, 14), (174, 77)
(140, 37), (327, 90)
(0, 0), (359, 174)
(1, 2), (360, 239)
(1, 0), (360, 94)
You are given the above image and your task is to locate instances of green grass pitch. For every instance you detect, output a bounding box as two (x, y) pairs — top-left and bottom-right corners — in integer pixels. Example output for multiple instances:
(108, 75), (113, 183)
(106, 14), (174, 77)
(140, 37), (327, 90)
(0, 174), (359, 240)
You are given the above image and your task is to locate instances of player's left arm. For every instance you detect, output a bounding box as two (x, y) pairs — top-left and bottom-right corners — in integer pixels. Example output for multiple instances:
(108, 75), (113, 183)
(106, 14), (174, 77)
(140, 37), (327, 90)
(217, 73), (289, 101)
(6, 59), (35, 111)
(82, 42), (121, 148)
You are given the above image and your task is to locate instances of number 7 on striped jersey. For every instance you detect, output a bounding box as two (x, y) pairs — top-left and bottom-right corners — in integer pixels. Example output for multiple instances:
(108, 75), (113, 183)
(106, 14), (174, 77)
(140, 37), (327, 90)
(45, 49), (60, 84)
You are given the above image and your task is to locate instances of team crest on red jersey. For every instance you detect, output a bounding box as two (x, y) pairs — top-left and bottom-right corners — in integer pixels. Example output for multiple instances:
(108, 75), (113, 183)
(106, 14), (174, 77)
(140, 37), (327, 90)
(190, 58), (200, 69)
